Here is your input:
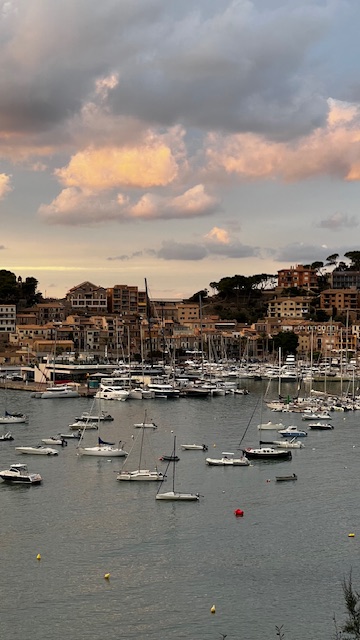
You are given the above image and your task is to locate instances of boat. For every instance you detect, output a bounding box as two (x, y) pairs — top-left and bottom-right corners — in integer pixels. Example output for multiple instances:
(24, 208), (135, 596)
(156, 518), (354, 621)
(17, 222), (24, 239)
(205, 451), (250, 466)
(243, 447), (292, 461)
(77, 436), (128, 458)
(180, 444), (208, 451)
(117, 425), (164, 482)
(160, 454), (180, 462)
(308, 422), (334, 430)
(15, 445), (59, 455)
(0, 463), (42, 485)
(257, 421), (285, 430)
(270, 438), (305, 449)
(68, 420), (98, 430)
(276, 473), (297, 482)
(156, 436), (200, 501)
(134, 411), (158, 429)
(75, 411), (114, 422)
(38, 384), (80, 399)
(59, 431), (82, 439)
(95, 379), (129, 401)
(301, 412), (331, 421)
(41, 437), (68, 446)
(0, 410), (28, 424)
(0, 432), (14, 441)
(277, 426), (308, 438)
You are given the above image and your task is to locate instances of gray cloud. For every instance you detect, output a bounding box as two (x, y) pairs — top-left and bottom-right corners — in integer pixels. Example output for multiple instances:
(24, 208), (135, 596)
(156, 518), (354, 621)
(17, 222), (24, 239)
(317, 212), (359, 230)
(274, 243), (331, 263)
(0, 0), (337, 144)
(156, 239), (259, 261)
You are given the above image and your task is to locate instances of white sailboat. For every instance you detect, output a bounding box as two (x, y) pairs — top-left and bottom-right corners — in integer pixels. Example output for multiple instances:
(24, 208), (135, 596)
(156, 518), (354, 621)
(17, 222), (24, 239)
(156, 436), (200, 501)
(117, 426), (164, 481)
(76, 399), (128, 457)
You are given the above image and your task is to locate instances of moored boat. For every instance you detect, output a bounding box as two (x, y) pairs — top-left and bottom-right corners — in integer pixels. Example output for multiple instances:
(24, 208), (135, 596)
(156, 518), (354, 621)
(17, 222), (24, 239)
(181, 444), (208, 451)
(0, 463), (42, 484)
(15, 445), (59, 456)
(243, 447), (292, 461)
(276, 473), (297, 482)
(206, 452), (250, 466)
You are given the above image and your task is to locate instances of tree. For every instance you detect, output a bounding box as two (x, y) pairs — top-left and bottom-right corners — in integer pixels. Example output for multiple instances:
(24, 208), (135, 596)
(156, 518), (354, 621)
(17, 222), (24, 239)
(273, 331), (299, 357)
(344, 251), (360, 271)
(185, 289), (208, 303)
(326, 253), (339, 267)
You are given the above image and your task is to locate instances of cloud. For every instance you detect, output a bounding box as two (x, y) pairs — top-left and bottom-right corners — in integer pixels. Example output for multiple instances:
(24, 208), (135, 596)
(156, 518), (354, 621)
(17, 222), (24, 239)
(157, 241), (208, 261)
(274, 243), (331, 263)
(0, 173), (12, 198)
(38, 183), (218, 225)
(55, 139), (179, 190)
(204, 226), (230, 244)
(204, 98), (360, 182)
(318, 212), (359, 230)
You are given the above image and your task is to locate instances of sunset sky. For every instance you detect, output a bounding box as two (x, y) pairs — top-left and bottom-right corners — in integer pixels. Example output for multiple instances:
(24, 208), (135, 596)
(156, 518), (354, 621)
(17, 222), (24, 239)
(1, 0), (360, 300)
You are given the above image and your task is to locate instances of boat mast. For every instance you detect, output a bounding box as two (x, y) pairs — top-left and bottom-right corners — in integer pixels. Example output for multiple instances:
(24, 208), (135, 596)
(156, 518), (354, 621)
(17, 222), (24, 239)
(145, 278), (154, 369)
(172, 436), (176, 492)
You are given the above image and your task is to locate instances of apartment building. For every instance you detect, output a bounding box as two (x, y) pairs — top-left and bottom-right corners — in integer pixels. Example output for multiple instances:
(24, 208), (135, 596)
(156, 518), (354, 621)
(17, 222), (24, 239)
(107, 284), (147, 316)
(267, 297), (311, 319)
(331, 270), (360, 289)
(66, 282), (107, 312)
(319, 289), (360, 313)
(277, 265), (317, 289)
(0, 305), (16, 334)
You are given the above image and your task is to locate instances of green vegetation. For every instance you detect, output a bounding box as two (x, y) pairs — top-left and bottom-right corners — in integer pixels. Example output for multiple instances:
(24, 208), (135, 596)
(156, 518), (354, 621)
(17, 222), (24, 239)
(0, 270), (43, 307)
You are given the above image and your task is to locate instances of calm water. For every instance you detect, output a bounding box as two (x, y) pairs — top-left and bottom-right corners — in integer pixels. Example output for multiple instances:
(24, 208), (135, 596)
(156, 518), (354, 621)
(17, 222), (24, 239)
(0, 381), (359, 640)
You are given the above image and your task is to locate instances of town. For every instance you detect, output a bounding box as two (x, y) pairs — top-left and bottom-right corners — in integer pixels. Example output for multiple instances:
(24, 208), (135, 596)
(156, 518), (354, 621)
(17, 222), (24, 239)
(1, 254), (360, 388)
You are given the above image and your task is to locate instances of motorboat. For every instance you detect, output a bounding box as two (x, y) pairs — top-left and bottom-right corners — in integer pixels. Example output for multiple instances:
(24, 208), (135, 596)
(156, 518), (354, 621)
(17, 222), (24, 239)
(147, 382), (180, 399)
(59, 432), (82, 439)
(75, 412), (114, 422)
(134, 421), (158, 429)
(38, 384), (80, 399)
(302, 412), (331, 421)
(68, 420), (98, 430)
(0, 463), (42, 485)
(180, 444), (208, 451)
(277, 426), (307, 438)
(0, 432), (14, 441)
(77, 437), (128, 458)
(276, 473), (297, 482)
(95, 382), (129, 401)
(41, 437), (68, 446)
(271, 439), (305, 449)
(243, 447), (292, 461)
(205, 452), (250, 466)
(308, 422), (334, 430)
(160, 454), (180, 462)
(15, 445), (59, 455)
(257, 421), (285, 430)
(0, 411), (28, 424)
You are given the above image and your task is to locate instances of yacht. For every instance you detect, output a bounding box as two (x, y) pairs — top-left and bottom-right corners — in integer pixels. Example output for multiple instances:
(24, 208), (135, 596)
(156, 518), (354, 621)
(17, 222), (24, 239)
(0, 463), (42, 485)
(38, 384), (79, 399)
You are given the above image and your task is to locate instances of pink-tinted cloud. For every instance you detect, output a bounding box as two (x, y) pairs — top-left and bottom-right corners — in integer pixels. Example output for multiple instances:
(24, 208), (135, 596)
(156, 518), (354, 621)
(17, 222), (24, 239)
(205, 99), (360, 183)
(0, 173), (12, 198)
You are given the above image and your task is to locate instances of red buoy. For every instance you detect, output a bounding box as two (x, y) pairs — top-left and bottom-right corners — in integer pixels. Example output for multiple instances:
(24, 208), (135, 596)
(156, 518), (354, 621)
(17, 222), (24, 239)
(234, 509), (244, 517)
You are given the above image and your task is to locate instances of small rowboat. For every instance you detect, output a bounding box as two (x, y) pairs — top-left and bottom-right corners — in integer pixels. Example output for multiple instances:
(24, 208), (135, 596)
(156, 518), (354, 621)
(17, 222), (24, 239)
(276, 474), (297, 482)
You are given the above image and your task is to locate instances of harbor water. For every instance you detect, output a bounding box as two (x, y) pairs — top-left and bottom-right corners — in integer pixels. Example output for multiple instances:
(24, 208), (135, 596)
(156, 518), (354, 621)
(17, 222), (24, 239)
(0, 381), (359, 640)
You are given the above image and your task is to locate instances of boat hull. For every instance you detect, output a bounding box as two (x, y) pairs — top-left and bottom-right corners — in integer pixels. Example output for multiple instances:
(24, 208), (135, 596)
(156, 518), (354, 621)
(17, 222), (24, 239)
(15, 447), (59, 455)
(156, 491), (200, 501)
(117, 470), (164, 481)
(243, 448), (292, 461)
(77, 447), (127, 457)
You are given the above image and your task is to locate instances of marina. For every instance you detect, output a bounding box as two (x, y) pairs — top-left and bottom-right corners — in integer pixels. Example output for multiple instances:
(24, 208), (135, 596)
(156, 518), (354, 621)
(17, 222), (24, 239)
(1, 379), (360, 639)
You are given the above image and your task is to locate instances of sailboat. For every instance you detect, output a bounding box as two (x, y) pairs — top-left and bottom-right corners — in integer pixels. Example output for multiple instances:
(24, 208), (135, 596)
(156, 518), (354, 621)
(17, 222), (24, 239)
(156, 436), (200, 501)
(76, 399), (128, 457)
(117, 426), (164, 481)
(0, 382), (28, 423)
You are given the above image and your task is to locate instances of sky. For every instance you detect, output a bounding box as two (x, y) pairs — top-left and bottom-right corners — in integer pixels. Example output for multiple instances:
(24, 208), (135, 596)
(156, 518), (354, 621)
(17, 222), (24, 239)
(1, 0), (360, 300)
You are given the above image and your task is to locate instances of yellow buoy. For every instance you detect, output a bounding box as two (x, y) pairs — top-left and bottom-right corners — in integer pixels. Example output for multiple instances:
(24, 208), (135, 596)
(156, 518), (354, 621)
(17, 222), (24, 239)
(104, 573), (111, 580)
(349, 533), (355, 538)
(36, 553), (41, 561)
(210, 605), (216, 614)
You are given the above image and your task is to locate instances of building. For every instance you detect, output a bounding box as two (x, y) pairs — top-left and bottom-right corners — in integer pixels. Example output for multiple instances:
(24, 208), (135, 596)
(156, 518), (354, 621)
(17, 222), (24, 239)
(277, 265), (318, 289)
(331, 270), (360, 289)
(319, 289), (360, 314)
(107, 284), (147, 316)
(267, 297), (311, 319)
(66, 282), (107, 312)
(0, 305), (16, 335)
